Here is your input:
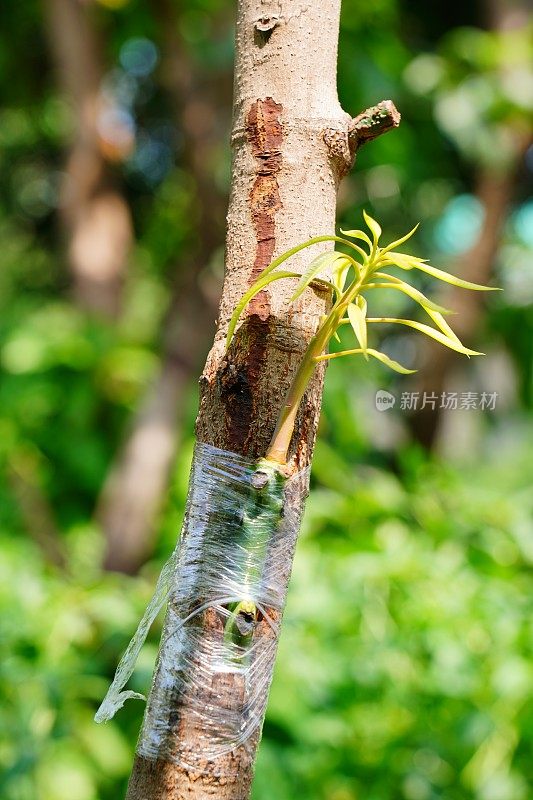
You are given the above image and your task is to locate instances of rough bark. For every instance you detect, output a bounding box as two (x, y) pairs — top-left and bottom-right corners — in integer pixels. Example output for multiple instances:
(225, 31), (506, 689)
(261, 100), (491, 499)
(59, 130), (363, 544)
(98, 1), (230, 572)
(126, 1), (393, 797)
(194, 0), (352, 472)
(45, 0), (133, 318)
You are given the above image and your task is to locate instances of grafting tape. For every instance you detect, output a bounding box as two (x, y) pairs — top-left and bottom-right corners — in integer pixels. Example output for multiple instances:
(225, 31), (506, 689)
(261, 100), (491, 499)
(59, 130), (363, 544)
(95, 442), (309, 770)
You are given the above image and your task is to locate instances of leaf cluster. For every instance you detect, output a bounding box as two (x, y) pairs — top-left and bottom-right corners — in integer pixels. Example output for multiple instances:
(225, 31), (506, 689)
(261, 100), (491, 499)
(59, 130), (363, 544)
(227, 212), (499, 374)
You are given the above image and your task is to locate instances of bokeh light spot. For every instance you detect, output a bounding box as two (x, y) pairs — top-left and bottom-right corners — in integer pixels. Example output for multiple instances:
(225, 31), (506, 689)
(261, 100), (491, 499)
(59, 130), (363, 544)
(119, 38), (158, 78)
(434, 194), (485, 254)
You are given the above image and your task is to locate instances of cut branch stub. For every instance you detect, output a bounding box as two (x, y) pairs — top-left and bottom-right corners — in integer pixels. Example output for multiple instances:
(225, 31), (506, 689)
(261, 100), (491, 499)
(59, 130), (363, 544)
(349, 99), (401, 151)
(324, 99), (401, 178)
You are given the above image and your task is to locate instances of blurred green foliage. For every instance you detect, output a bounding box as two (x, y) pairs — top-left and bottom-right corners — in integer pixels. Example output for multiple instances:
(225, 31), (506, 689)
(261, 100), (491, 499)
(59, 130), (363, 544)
(3, 422), (533, 800)
(0, 0), (532, 798)
(256, 430), (533, 800)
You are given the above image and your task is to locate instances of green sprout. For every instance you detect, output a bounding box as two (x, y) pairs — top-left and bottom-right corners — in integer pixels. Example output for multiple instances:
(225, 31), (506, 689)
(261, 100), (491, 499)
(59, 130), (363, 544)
(226, 211), (499, 467)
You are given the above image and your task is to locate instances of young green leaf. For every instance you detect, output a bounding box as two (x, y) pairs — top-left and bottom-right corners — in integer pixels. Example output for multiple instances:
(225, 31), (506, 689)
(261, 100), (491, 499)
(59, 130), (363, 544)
(423, 308), (462, 343)
(384, 252), (501, 291)
(367, 272), (464, 338)
(380, 251), (426, 270)
(363, 210), (382, 244)
(339, 228), (372, 254)
(332, 258), (352, 294)
(379, 223), (419, 256)
(226, 270), (300, 348)
(366, 348), (416, 374)
(413, 261), (501, 291)
(290, 251), (346, 302)
(243, 234), (369, 288)
(366, 317), (484, 356)
(253, 235), (344, 281)
(364, 275), (452, 315)
(316, 347), (416, 374)
(347, 298), (368, 356)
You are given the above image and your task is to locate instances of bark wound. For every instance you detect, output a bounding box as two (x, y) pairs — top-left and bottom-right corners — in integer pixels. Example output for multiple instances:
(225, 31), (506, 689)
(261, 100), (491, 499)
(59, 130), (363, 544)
(220, 316), (271, 453)
(246, 97), (283, 319)
(218, 98), (284, 453)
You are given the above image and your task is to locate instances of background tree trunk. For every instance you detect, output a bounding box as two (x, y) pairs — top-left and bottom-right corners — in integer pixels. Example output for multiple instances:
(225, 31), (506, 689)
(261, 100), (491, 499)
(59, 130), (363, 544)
(408, 168), (518, 449)
(45, 0), (133, 319)
(408, 0), (530, 449)
(98, 0), (231, 573)
(125, 0), (362, 796)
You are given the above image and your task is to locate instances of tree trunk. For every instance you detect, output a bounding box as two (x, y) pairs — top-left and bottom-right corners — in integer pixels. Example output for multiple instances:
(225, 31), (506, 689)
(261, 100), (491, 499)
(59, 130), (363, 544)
(45, 0), (133, 319)
(126, 1), (382, 796)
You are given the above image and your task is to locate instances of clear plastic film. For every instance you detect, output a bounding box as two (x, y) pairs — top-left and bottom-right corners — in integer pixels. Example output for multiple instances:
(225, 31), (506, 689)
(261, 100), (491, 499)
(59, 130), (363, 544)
(95, 442), (309, 769)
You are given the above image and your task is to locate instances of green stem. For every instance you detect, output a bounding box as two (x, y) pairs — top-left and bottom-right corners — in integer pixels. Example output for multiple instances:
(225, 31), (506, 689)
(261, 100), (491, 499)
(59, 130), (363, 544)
(266, 272), (365, 464)
(265, 352), (319, 464)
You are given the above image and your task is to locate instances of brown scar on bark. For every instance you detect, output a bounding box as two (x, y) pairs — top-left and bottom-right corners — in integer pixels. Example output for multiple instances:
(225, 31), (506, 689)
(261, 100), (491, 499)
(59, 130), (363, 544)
(220, 315), (269, 454)
(214, 99), (284, 455)
(246, 97), (283, 320)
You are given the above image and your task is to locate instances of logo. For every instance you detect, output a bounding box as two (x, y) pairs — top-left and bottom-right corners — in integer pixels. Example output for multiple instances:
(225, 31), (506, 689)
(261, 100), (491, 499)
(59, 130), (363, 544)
(375, 390), (396, 411)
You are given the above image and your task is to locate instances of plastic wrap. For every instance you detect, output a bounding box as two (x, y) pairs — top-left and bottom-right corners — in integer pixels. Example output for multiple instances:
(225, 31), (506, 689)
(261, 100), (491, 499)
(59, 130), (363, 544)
(95, 442), (309, 769)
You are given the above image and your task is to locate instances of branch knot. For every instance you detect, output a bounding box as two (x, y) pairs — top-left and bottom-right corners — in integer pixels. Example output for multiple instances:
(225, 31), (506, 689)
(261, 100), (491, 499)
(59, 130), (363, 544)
(348, 100), (401, 152)
(323, 100), (401, 179)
